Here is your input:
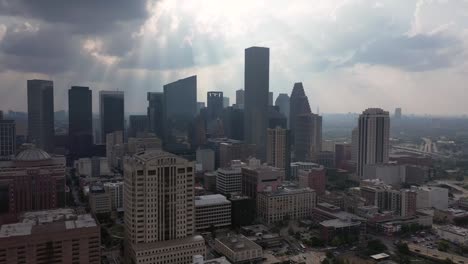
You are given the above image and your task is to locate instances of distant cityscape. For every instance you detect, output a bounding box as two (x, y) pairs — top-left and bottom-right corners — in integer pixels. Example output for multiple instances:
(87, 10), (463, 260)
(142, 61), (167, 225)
(1, 45), (468, 264)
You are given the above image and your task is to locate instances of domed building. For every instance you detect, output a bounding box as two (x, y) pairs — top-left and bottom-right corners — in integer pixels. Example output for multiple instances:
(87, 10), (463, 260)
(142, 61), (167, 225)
(0, 144), (66, 224)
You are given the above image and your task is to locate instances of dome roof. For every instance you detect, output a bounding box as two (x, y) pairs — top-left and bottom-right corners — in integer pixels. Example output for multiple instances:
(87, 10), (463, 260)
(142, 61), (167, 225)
(15, 147), (51, 161)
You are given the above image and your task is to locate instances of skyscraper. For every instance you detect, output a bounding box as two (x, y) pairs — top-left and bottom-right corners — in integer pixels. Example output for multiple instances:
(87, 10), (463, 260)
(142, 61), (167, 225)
(163, 76), (197, 144)
(357, 108), (390, 177)
(267, 127), (291, 178)
(147, 92), (164, 139)
(235, 89), (245, 109)
(268, 91), (273, 106)
(99, 91), (124, 143)
(207, 91), (223, 122)
(128, 115), (148, 137)
(244, 47), (269, 160)
(275, 93), (290, 127)
(123, 150), (205, 263)
(223, 96), (230, 108)
(395, 108), (402, 119)
(0, 116), (15, 160)
(295, 113), (322, 161)
(68, 86), (92, 159)
(27, 79), (55, 152)
(289, 82), (311, 143)
(222, 107), (244, 140)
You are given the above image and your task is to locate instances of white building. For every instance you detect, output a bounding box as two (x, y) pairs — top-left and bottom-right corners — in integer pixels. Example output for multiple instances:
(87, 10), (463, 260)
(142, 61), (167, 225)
(437, 225), (468, 245)
(216, 160), (245, 195)
(195, 194), (231, 230)
(89, 185), (112, 214)
(363, 164), (406, 186)
(74, 157), (111, 177)
(413, 186), (449, 210)
(214, 234), (263, 263)
(290, 162), (322, 179)
(103, 182), (124, 211)
(123, 150), (205, 264)
(196, 148), (215, 172)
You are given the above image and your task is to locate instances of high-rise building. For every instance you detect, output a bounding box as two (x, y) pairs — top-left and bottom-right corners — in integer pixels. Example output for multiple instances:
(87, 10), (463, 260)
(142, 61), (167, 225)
(357, 108), (390, 177)
(222, 107), (244, 140)
(207, 91), (224, 122)
(195, 194), (231, 231)
(216, 160), (245, 195)
(219, 141), (256, 168)
(163, 76), (197, 145)
(196, 148), (215, 172)
(99, 91), (124, 143)
(335, 143), (352, 169)
(395, 108), (402, 119)
(351, 127), (359, 163)
(268, 91), (273, 106)
(147, 92), (164, 139)
(294, 113), (322, 161)
(69, 86), (93, 159)
(106, 131), (123, 170)
(27, 79), (55, 152)
(268, 106), (287, 129)
(289, 82), (311, 143)
(124, 150), (205, 264)
(241, 159), (283, 201)
(0, 116), (15, 160)
(0, 208), (100, 264)
(128, 115), (148, 137)
(298, 165), (326, 195)
(244, 47), (270, 160)
(0, 145), (66, 224)
(275, 93), (290, 128)
(223, 97), (230, 108)
(235, 89), (245, 109)
(267, 127), (291, 178)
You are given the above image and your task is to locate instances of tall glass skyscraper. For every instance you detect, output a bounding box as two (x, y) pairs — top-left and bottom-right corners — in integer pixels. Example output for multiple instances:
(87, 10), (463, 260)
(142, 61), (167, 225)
(99, 91), (124, 142)
(27, 79), (55, 152)
(244, 47), (269, 160)
(69, 86), (92, 158)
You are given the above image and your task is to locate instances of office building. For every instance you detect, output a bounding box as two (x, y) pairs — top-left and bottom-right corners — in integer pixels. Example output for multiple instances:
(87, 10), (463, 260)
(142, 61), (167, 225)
(216, 160), (245, 195)
(257, 187), (316, 224)
(124, 150), (205, 264)
(74, 157), (111, 177)
(163, 76), (197, 144)
(437, 226), (468, 246)
(68, 86), (93, 159)
(289, 82), (311, 142)
(219, 141), (255, 168)
(275, 93), (290, 128)
(0, 117), (15, 160)
(268, 91), (273, 106)
(229, 195), (256, 227)
(214, 234), (263, 264)
(27, 80), (54, 152)
(222, 107), (244, 140)
(106, 131), (123, 170)
(88, 185), (112, 214)
(127, 136), (162, 155)
(400, 189), (417, 217)
(204, 172), (217, 192)
(0, 145), (65, 224)
(99, 91), (124, 143)
(298, 165), (326, 195)
(193, 256), (231, 264)
(268, 106), (287, 129)
(320, 218), (363, 244)
(223, 97), (230, 108)
(357, 108), (390, 177)
(196, 148), (215, 172)
(290, 162), (323, 179)
(104, 182), (124, 211)
(0, 208), (100, 264)
(335, 143), (352, 169)
(395, 108), (402, 119)
(351, 127), (359, 163)
(266, 127), (291, 177)
(295, 113), (322, 161)
(128, 115), (148, 137)
(195, 194), (231, 230)
(413, 186), (449, 210)
(244, 47), (269, 160)
(241, 159), (283, 201)
(235, 89), (244, 109)
(147, 92), (164, 139)
(207, 92), (224, 122)
(315, 151), (334, 168)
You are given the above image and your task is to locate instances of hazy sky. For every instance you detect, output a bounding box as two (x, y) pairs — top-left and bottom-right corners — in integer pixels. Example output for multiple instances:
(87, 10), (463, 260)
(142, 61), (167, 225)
(0, 0), (467, 115)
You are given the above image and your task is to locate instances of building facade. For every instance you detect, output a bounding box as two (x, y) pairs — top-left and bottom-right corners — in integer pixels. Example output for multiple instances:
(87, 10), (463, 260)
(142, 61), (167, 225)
(241, 160), (283, 201)
(195, 194), (231, 230)
(0, 118), (15, 160)
(214, 234), (263, 264)
(235, 89), (244, 109)
(147, 92), (164, 139)
(68, 86), (93, 159)
(99, 91), (124, 143)
(27, 80), (55, 152)
(128, 115), (148, 138)
(216, 161), (245, 195)
(295, 113), (322, 161)
(266, 127), (291, 177)
(298, 165), (326, 195)
(123, 150), (205, 264)
(274, 93), (290, 128)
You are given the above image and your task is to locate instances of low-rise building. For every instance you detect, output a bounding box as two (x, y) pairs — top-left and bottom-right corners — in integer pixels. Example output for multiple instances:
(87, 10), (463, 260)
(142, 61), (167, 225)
(413, 186), (449, 210)
(257, 187), (316, 224)
(103, 182), (123, 211)
(195, 194), (231, 230)
(229, 195), (256, 227)
(437, 225), (468, 245)
(214, 234), (263, 264)
(216, 161), (245, 195)
(320, 218), (363, 243)
(74, 156), (112, 177)
(291, 162), (323, 179)
(298, 164), (326, 195)
(88, 185), (111, 214)
(193, 255), (231, 264)
(0, 208), (100, 264)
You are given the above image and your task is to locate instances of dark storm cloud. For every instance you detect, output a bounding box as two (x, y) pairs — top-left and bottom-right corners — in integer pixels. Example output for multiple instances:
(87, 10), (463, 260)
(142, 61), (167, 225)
(348, 33), (464, 71)
(0, 0), (148, 33)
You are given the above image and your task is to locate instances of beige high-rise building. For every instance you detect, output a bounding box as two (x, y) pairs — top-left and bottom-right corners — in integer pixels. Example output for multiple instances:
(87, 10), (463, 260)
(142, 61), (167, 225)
(124, 150), (205, 264)
(266, 127), (290, 170)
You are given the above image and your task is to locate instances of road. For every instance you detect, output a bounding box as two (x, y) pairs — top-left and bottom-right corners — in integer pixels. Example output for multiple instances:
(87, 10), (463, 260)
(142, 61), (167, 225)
(408, 243), (468, 263)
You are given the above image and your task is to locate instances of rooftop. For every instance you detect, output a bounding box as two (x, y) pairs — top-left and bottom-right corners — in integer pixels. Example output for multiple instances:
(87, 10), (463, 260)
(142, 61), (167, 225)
(195, 194), (230, 207)
(439, 225), (468, 236)
(216, 234), (262, 252)
(320, 218), (362, 228)
(15, 145), (51, 161)
(0, 208), (97, 238)
(260, 187), (315, 197)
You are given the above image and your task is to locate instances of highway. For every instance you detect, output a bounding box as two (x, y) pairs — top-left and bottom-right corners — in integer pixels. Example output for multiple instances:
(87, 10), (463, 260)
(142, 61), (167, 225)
(408, 243), (468, 263)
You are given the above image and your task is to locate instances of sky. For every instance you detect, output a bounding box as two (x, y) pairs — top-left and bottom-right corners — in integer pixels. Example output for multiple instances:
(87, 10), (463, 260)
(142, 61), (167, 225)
(0, 0), (467, 116)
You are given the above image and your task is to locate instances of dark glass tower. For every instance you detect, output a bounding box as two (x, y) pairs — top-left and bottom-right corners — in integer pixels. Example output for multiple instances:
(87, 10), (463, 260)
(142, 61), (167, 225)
(99, 91), (124, 142)
(128, 115), (148, 137)
(27, 80), (55, 152)
(207, 91), (224, 122)
(244, 47), (269, 160)
(147, 92), (164, 139)
(68, 86), (93, 159)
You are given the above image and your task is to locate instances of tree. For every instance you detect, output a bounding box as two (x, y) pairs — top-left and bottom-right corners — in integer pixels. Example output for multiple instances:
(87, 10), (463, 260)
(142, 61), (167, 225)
(331, 236), (343, 247)
(444, 258), (455, 264)
(438, 241), (449, 252)
(366, 239), (387, 255)
(288, 227), (295, 236)
(396, 242), (410, 255)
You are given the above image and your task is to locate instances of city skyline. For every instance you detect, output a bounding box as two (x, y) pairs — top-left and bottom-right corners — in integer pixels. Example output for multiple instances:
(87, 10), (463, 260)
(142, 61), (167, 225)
(0, 1), (468, 115)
